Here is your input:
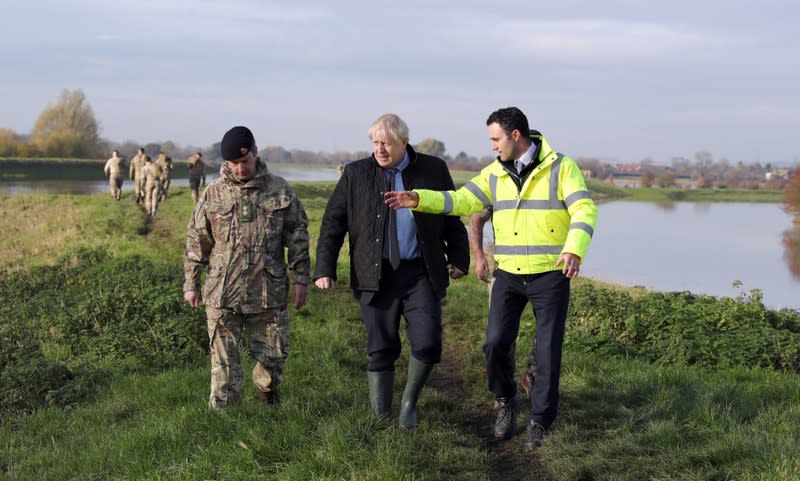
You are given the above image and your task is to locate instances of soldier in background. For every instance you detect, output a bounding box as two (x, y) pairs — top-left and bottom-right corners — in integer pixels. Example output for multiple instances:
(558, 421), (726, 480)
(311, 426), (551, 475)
(129, 147), (146, 204)
(103, 150), (126, 201)
(143, 155), (164, 216)
(156, 152), (173, 201)
(183, 126), (311, 409)
(187, 151), (207, 204)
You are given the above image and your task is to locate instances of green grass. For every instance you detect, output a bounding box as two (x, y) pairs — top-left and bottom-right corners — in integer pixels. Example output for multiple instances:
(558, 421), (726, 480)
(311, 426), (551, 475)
(615, 185), (784, 203)
(1, 183), (799, 480)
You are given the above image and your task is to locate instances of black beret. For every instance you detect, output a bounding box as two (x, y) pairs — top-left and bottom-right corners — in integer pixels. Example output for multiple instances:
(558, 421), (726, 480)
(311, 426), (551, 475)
(220, 126), (255, 160)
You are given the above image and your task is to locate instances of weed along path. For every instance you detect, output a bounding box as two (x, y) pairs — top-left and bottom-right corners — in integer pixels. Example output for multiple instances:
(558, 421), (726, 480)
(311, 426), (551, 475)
(431, 342), (552, 481)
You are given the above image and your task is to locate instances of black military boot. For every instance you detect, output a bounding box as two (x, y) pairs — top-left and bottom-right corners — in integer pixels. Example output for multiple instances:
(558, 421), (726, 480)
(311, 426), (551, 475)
(494, 395), (520, 439)
(398, 356), (434, 430)
(525, 419), (546, 450)
(367, 370), (394, 419)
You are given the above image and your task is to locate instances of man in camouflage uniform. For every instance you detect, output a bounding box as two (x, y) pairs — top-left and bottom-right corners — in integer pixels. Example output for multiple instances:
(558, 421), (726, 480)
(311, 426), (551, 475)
(187, 151), (207, 204)
(103, 150), (126, 200)
(129, 147), (146, 204)
(143, 155), (163, 216)
(156, 152), (173, 201)
(183, 126), (311, 409)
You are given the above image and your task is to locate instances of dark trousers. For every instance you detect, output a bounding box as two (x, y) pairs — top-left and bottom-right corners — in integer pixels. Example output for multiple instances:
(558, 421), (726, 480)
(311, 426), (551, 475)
(484, 269), (570, 429)
(357, 259), (443, 372)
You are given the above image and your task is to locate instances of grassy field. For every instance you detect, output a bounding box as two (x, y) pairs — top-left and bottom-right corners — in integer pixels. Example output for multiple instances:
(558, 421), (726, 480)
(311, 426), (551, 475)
(1, 183), (799, 480)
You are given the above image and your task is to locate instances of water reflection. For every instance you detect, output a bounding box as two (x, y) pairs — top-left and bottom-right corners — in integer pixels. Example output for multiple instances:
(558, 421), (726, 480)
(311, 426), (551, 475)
(783, 222), (800, 280)
(654, 201), (676, 212)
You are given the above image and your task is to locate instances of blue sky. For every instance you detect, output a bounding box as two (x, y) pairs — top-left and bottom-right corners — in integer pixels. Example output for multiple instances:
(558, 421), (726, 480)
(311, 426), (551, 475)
(2, 0), (798, 164)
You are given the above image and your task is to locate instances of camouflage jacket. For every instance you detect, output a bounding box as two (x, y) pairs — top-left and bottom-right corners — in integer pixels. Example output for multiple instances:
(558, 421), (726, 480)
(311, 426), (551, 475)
(104, 156), (126, 177)
(183, 159), (311, 312)
(129, 153), (145, 179)
(144, 162), (163, 187)
(156, 154), (173, 179)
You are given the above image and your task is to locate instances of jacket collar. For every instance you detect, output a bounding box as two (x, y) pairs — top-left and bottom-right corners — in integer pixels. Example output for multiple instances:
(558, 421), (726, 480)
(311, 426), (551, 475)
(219, 157), (269, 187)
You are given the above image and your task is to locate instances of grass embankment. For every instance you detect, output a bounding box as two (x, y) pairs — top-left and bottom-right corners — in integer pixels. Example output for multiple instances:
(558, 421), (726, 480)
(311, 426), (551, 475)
(589, 179), (784, 203)
(1, 184), (799, 480)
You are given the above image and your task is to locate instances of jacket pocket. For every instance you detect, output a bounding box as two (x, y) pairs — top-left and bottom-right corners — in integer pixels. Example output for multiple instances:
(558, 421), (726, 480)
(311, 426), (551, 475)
(203, 263), (225, 307)
(207, 200), (235, 242)
(258, 194), (291, 239)
(262, 264), (288, 309)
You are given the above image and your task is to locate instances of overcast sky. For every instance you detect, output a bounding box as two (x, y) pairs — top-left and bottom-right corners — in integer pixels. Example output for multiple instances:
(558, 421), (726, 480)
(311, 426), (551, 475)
(2, 0), (798, 164)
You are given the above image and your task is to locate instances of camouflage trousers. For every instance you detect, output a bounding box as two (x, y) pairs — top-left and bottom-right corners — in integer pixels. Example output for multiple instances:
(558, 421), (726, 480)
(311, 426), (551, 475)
(134, 175), (146, 203)
(108, 175), (123, 200)
(206, 306), (289, 409)
(145, 181), (162, 216)
(160, 176), (171, 200)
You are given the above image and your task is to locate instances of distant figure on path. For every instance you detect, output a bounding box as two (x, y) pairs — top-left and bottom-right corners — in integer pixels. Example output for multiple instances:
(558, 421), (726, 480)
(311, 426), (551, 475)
(143, 155), (163, 216)
(129, 147), (146, 204)
(187, 151), (207, 204)
(156, 152), (173, 200)
(103, 150), (126, 201)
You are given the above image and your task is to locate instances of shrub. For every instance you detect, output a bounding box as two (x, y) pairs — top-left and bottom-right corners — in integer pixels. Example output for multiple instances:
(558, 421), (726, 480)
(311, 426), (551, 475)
(0, 247), (207, 412)
(567, 284), (800, 371)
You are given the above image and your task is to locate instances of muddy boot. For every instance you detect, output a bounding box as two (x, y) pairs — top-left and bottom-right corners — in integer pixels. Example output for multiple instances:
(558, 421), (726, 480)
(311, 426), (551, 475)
(368, 370), (394, 419)
(398, 356), (434, 430)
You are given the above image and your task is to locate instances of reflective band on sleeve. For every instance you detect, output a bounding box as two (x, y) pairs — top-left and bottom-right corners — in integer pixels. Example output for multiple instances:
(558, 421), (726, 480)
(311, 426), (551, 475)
(565, 190), (592, 207)
(570, 222), (594, 237)
(442, 191), (454, 214)
(465, 181), (491, 208)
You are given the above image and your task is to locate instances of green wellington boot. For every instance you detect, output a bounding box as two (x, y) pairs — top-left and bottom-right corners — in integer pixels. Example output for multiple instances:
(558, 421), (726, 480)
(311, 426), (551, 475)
(367, 370), (394, 419)
(398, 356), (434, 430)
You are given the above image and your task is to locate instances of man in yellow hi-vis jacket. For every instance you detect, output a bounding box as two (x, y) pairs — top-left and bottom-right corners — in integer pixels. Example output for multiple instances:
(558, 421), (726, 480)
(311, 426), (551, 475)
(385, 106), (597, 451)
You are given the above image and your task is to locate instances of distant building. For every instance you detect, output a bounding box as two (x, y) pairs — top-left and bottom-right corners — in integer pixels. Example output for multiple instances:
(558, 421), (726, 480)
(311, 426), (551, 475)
(613, 163), (642, 175)
(766, 168), (790, 181)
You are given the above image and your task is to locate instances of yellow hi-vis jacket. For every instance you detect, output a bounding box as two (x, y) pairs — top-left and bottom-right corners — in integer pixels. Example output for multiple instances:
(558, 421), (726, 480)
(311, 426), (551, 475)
(414, 134), (597, 275)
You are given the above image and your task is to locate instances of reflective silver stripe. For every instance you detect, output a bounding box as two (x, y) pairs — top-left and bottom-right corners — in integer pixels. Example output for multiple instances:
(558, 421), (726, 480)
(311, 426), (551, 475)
(494, 245), (564, 255)
(495, 199), (563, 211)
(565, 190), (592, 207)
(489, 174), (498, 205)
(493, 200), (518, 211)
(517, 199), (565, 210)
(442, 192), (454, 214)
(549, 154), (564, 201)
(570, 222), (594, 237)
(465, 181), (491, 208)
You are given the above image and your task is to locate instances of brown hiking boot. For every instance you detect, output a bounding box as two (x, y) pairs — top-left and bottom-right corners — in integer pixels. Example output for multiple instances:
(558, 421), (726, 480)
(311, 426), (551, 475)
(519, 370), (535, 399)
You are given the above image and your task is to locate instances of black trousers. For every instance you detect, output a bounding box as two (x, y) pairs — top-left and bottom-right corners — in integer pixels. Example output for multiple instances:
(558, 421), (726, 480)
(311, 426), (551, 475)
(357, 259), (443, 372)
(484, 269), (570, 429)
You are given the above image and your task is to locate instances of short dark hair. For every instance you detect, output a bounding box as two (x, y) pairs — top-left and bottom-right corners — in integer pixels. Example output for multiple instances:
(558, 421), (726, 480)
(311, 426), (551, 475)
(486, 107), (529, 137)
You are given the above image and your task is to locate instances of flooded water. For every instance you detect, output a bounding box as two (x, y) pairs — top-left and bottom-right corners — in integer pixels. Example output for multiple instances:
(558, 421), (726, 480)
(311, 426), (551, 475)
(0, 165), (341, 195)
(483, 200), (798, 309)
